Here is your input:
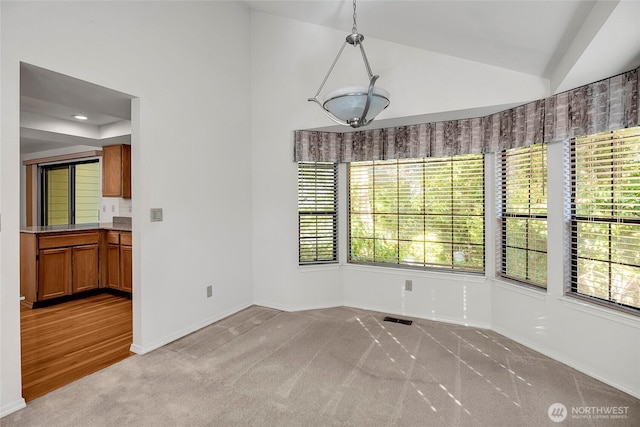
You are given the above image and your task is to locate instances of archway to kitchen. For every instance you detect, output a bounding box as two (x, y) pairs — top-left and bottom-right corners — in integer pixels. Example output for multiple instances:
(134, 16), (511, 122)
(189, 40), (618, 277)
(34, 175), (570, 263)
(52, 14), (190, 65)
(19, 62), (138, 401)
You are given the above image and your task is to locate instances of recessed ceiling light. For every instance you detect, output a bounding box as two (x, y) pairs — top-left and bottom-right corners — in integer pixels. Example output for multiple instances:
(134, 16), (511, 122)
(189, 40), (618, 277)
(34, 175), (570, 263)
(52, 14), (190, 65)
(73, 115), (88, 120)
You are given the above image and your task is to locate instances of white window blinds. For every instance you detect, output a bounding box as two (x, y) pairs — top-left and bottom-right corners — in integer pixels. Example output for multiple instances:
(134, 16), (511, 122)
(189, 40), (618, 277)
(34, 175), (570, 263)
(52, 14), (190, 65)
(570, 126), (640, 311)
(298, 162), (338, 265)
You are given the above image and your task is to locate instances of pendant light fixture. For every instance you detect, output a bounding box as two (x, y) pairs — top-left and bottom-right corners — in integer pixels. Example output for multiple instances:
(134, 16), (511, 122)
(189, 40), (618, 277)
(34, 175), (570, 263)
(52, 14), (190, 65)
(308, 0), (390, 128)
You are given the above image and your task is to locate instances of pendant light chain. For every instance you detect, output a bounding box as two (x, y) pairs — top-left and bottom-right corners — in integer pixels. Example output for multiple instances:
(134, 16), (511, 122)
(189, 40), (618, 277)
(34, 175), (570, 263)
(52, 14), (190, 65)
(352, 0), (358, 34)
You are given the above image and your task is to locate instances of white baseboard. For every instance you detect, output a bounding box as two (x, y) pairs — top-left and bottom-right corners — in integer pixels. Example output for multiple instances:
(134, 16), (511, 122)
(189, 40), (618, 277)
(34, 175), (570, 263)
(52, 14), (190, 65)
(1, 398), (26, 418)
(253, 300), (343, 313)
(492, 324), (640, 400)
(130, 301), (253, 355)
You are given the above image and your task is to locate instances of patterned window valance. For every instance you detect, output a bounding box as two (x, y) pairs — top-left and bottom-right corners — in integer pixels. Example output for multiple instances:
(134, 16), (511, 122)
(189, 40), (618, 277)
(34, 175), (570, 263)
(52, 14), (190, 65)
(294, 66), (639, 163)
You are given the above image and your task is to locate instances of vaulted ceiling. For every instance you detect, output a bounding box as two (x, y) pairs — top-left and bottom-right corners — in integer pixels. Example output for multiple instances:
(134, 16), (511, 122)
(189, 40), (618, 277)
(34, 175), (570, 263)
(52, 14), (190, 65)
(20, 0), (640, 154)
(248, 0), (640, 91)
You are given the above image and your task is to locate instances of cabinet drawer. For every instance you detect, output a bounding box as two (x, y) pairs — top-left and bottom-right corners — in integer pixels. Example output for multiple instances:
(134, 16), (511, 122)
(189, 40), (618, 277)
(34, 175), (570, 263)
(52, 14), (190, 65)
(120, 232), (132, 246)
(38, 232), (100, 249)
(106, 231), (120, 244)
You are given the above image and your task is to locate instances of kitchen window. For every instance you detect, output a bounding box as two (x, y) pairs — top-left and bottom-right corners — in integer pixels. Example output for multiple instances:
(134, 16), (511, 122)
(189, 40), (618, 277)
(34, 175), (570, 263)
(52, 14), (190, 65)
(348, 155), (484, 272)
(498, 144), (547, 288)
(569, 126), (640, 312)
(298, 162), (338, 265)
(40, 160), (100, 226)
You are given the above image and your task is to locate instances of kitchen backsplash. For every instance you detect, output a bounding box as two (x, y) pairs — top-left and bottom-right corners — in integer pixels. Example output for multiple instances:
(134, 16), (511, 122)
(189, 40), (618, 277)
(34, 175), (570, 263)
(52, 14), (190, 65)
(100, 197), (132, 223)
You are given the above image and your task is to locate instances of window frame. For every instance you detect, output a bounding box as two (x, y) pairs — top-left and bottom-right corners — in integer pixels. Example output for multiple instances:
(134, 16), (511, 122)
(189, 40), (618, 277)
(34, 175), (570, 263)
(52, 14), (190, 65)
(347, 154), (485, 274)
(568, 127), (640, 314)
(297, 161), (338, 265)
(498, 144), (548, 289)
(39, 159), (100, 226)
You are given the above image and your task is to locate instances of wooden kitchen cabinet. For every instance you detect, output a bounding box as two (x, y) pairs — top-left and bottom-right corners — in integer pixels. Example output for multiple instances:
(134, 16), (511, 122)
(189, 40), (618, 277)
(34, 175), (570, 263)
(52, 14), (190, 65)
(72, 244), (100, 293)
(105, 231), (132, 293)
(106, 244), (121, 290)
(120, 245), (132, 292)
(102, 144), (131, 198)
(38, 247), (71, 300)
(21, 231), (100, 307)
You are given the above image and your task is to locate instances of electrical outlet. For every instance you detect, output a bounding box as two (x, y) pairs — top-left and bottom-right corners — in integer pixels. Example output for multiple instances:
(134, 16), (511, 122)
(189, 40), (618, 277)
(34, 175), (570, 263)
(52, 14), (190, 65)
(206, 285), (213, 298)
(111, 205), (115, 213)
(405, 280), (413, 291)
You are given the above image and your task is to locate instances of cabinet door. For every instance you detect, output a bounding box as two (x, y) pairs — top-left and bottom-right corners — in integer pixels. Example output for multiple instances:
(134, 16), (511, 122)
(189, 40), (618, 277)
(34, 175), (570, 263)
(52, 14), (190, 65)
(72, 244), (100, 293)
(107, 243), (121, 289)
(121, 144), (131, 199)
(102, 144), (131, 198)
(120, 245), (132, 293)
(39, 248), (71, 300)
(102, 145), (122, 197)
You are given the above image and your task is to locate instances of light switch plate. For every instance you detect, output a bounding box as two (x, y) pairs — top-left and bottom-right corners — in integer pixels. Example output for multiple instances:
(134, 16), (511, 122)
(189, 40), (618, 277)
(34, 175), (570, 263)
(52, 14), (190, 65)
(150, 208), (163, 222)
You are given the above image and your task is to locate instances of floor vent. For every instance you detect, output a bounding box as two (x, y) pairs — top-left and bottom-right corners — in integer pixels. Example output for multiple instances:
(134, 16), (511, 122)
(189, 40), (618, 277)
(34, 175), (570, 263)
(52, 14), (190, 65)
(383, 316), (413, 326)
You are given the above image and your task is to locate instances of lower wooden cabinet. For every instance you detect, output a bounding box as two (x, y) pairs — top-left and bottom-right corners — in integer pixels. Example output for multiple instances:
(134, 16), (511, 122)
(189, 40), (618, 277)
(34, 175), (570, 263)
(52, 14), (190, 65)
(107, 243), (121, 290)
(20, 229), (129, 308)
(105, 231), (132, 293)
(72, 244), (100, 293)
(120, 244), (132, 292)
(38, 247), (71, 300)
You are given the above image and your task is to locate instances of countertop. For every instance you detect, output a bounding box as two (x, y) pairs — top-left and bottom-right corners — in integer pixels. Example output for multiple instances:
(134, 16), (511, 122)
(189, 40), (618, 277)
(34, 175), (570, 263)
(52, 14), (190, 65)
(20, 223), (132, 234)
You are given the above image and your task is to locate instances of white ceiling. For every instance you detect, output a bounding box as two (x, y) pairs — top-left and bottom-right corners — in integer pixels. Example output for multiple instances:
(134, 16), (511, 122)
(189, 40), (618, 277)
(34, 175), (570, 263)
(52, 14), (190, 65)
(247, 0), (596, 78)
(20, 1), (640, 153)
(20, 63), (133, 155)
(248, 0), (640, 88)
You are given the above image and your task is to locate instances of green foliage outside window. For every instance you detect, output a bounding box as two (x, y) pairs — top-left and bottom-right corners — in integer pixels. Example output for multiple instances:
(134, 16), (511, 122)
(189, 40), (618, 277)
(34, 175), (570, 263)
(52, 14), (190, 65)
(499, 144), (548, 288)
(349, 155), (484, 272)
(571, 127), (640, 310)
(298, 162), (338, 264)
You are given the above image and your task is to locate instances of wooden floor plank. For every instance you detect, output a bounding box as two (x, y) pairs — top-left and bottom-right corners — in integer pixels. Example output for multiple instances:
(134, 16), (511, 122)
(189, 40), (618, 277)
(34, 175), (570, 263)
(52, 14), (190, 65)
(21, 293), (133, 402)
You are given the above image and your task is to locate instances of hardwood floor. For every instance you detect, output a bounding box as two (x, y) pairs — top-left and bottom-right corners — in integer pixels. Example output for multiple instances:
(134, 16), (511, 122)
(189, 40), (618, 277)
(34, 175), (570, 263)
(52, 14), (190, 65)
(20, 293), (133, 402)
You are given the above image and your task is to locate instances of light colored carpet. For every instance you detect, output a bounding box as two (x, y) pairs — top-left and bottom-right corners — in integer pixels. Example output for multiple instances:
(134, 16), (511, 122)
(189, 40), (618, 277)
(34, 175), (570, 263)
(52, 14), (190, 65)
(3, 305), (639, 426)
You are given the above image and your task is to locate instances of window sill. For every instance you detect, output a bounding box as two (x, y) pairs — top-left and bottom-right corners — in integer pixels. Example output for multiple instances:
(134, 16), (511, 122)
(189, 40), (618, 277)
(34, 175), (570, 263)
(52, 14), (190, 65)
(343, 263), (487, 284)
(493, 278), (548, 301)
(559, 295), (640, 327)
(297, 263), (342, 273)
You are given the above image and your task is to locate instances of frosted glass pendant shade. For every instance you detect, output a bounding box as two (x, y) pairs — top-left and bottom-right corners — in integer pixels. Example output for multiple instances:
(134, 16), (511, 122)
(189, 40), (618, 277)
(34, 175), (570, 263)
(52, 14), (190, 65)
(323, 85), (390, 123)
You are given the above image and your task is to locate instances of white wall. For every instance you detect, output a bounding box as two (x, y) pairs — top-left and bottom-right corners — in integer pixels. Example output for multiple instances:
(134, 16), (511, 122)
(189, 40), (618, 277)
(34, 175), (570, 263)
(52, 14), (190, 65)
(1, 1), (253, 416)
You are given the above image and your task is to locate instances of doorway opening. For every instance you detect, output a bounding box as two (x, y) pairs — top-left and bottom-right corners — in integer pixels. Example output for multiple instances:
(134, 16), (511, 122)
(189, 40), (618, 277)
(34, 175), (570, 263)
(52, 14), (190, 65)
(19, 63), (137, 401)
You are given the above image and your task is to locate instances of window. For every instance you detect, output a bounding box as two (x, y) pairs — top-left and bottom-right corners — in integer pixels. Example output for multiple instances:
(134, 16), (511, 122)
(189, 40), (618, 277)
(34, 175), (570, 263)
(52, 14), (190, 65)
(570, 127), (640, 311)
(499, 144), (547, 287)
(297, 162), (338, 264)
(349, 155), (484, 272)
(41, 160), (100, 225)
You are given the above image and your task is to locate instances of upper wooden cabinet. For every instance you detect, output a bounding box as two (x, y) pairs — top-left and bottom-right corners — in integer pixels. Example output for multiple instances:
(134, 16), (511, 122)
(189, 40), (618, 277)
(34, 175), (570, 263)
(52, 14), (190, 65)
(102, 144), (131, 198)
